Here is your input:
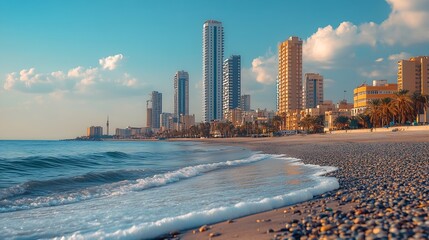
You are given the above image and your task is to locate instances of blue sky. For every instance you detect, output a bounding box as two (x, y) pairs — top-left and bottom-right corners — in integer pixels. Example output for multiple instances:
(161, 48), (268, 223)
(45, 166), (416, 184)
(1, 0), (428, 139)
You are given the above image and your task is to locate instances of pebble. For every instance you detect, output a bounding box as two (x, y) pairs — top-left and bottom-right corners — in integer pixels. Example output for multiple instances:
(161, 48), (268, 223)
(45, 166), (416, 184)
(208, 232), (220, 237)
(268, 142), (429, 240)
(199, 225), (209, 232)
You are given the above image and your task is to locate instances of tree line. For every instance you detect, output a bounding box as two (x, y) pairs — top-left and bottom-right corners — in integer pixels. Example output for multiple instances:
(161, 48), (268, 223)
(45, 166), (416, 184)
(156, 90), (429, 138)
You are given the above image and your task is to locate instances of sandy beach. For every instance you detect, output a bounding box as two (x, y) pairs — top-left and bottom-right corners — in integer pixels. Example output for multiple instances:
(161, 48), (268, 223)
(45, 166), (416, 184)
(175, 128), (429, 239)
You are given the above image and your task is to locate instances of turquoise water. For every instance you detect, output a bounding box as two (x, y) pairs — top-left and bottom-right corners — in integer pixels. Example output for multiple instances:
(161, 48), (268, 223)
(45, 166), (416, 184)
(0, 140), (338, 239)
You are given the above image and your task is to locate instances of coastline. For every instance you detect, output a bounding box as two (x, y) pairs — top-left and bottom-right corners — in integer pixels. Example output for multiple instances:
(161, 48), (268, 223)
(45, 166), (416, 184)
(178, 129), (429, 239)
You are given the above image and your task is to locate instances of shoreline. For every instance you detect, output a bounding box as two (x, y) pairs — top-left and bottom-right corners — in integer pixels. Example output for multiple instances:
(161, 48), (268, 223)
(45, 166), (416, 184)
(178, 130), (429, 239)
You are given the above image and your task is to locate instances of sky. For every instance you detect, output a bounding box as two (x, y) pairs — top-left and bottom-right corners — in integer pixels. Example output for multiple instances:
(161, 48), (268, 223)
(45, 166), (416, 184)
(1, 0), (429, 140)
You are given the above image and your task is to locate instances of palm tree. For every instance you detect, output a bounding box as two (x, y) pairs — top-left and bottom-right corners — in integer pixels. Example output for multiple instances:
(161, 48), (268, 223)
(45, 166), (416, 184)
(366, 99), (381, 128)
(411, 92), (429, 123)
(272, 115), (283, 132)
(354, 113), (369, 128)
(334, 116), (349, 130)
(391, 90), (414, 125)
(298, 115), (313, 132)
(379, 98), (393, 127)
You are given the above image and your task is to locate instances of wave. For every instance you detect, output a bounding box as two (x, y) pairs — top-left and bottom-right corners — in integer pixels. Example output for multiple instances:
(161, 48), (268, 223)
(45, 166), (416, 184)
(0, 154), (269, 213)
(0, 151), (135, 172)
(0, 169), (151, 200)
(62, 158), (339, 240)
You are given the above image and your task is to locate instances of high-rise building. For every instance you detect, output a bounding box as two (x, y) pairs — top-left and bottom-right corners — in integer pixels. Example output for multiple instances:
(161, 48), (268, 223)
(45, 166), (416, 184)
(87, 126), (103, 138)
(203, 20), (224, 122)
(160, 112), (173, 131)
(146, 100), (152, 128)
(174, 71), (189, 119)
(150, 91), (162, 129)
(398, 56), (429, 95)
(180, 114), (196, 131)
(303, 73), (324, 109)
(241, 94), (251, 111)
(223, 55), (241, 117)
(277, 36), (303, 116)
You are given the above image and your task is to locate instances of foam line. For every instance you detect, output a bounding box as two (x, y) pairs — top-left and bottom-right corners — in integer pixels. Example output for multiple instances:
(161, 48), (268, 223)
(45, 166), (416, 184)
(62, 158), (339, 240)
(0, 154), (269, 213)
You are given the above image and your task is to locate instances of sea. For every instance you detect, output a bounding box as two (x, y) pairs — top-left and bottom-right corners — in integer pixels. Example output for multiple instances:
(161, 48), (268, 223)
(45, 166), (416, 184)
(0, 140), (339, 239)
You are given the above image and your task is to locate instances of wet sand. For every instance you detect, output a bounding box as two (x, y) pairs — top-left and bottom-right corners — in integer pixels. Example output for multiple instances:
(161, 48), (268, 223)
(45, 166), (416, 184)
(177, 129), (429, 239)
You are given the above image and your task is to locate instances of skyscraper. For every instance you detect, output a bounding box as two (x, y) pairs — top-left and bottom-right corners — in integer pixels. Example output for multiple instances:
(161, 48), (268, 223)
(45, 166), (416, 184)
(146, 100), (152, 128)
(223, 55), (241, 117)
(277, 36), (303, 114)
(150, 91), (162, 129)
(398, 56), (429, 95)
(303, 73), (324, 109)
(203, 20), (224, 122)
(241, 94), (251, 111)
(174, 71), (189, 119)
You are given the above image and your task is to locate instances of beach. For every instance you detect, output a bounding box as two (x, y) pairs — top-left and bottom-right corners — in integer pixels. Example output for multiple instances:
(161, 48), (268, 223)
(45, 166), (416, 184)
(180, 129), (429, 239)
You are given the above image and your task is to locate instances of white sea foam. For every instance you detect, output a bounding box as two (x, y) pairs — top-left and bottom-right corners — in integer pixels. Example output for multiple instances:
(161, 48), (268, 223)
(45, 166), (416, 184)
(1, 154), (269, 212)
(61, 156), (339, 240)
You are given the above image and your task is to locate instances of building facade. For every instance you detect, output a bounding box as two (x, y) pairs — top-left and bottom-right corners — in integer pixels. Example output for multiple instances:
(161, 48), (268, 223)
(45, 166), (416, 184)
(203, 20), (224, 122)
(222, 55), (241, 117)
(179, 115), (196, 131)
(277, 36), (303, 122)
(146, 100), (152, 128)
(87, 126), (103, 138)
(352, 80), (397, 115)
(303, 73), (324, 109)
(398, 56), (429, 95)
(241, 94), (251, 111)
(160, 112), (173, 131)
(174, 71), (189, 119)
(150, 91), (162, 129)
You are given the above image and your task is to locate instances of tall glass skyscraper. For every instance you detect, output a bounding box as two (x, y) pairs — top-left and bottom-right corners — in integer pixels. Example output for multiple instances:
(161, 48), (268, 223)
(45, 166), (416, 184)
(203, 20), (224, 122)
(223, 55), (241, 117)
(174, 71), (189, 119)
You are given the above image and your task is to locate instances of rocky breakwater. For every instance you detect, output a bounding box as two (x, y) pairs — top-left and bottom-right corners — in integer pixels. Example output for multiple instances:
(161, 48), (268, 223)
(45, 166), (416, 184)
(271, 142), (429, 239)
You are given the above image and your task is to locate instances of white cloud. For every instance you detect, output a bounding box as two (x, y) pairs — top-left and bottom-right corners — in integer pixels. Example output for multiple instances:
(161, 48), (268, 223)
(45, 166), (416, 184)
(388, 52), (411, 61)
(67, 66), (84, 78)
(381, 0), (429, 45)
(19, 68), (36, 82)
(375, 58), (384, 62)
(4, 72), (17, 90)
(251, 54), (277, 84)
(3, 54), (142, 97)
(99, 54), (124, 70)
(119, 73), (137, 87)
(51, 71), (66, 80)
(18, 68), (49, 88)
(360, 70), (384, 79)
(303, 22), (376, 63)
(304, 0), (429, 63)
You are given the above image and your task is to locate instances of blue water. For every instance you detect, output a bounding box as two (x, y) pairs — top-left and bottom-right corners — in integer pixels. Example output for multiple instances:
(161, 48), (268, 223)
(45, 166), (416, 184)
(0, 140), (338, 239)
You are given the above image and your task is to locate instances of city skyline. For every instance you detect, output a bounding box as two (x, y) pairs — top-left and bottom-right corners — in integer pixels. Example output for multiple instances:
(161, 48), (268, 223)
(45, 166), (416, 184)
(1, 0), (429, 139)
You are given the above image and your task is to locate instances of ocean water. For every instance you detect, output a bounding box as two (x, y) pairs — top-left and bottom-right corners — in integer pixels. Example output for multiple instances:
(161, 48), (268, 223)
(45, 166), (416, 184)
(0, 140), (338, 239)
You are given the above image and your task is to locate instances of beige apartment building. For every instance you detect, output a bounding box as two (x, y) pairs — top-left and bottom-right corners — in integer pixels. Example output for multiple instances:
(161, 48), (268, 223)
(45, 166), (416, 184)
(277, 36), (303, 128)
(398, 56), (429, 122)
(398, 56), (429, 94)
(303, 73), (324, 109)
